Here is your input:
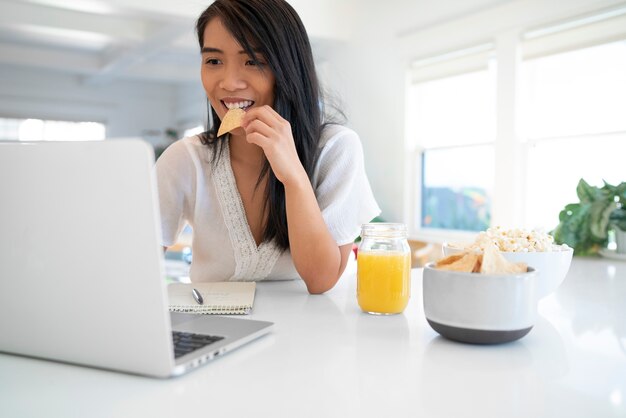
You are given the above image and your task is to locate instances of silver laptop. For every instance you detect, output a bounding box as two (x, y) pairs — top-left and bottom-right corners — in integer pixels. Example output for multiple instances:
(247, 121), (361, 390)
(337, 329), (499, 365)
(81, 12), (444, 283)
(0, 139), (273, 378)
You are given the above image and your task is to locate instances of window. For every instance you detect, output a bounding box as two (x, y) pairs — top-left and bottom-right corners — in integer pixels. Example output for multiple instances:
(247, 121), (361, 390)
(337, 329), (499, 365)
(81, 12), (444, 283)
(407, 47), (496, 234)
(420, 145), (493, 231)
(521, 41), (626, 230)
(0, 118), (105, 141)
(407, 8), (626, 238)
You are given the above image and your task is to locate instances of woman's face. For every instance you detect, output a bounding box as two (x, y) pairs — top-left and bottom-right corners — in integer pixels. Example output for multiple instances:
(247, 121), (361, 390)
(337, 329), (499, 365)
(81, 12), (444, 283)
(200, 18), (275, 127)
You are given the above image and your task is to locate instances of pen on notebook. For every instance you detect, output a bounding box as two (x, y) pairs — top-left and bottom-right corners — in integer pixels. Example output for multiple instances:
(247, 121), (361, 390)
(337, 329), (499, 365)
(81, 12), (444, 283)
(192, 288), (204, 305)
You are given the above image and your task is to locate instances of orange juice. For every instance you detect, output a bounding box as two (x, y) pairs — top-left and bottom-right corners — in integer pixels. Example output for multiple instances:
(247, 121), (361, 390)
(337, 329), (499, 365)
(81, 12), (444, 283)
(357, 251), (411, 314)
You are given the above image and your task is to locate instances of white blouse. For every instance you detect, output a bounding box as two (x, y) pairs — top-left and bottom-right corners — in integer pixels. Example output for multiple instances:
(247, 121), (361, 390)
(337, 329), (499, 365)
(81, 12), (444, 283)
(155, 124), (380, 282)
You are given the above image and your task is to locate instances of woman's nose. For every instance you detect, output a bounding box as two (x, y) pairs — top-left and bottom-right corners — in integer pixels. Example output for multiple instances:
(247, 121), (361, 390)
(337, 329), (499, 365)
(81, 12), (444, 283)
(219, 65), (247, 91)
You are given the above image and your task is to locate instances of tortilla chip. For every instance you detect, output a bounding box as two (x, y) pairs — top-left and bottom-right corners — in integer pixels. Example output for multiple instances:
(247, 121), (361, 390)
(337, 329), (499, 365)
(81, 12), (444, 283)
(472, 255), (483, 273)
(480, 245), (527, 274)
(217, 108), (245, 137)
(435, 253), (465, 267)
(436, 252), (480, 273)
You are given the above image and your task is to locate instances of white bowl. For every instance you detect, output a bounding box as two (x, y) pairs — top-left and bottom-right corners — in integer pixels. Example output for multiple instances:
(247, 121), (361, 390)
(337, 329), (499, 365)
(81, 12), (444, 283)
(442, 243), (573, 300)
(422, 263), (538, 344)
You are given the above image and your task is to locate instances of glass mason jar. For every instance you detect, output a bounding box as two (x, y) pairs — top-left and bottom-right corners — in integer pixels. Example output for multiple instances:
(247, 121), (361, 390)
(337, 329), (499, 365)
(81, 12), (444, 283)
(357, 223), (411, 315)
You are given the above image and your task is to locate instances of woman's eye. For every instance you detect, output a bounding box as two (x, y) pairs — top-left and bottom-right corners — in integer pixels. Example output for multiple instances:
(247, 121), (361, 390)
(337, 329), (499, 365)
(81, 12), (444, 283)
(246, 59), (266, 67)
(204, 58), (220, 65)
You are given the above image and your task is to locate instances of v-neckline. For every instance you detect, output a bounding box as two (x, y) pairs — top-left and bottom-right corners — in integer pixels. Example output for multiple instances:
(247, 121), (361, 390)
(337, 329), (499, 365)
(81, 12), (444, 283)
(227, 146), (267, 249)
(224, 139), (265, 251)
(210, 138), (282, 281)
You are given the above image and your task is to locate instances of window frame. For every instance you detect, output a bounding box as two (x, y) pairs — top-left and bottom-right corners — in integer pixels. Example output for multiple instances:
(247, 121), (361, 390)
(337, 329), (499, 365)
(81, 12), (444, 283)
(406, 45), (500, 243)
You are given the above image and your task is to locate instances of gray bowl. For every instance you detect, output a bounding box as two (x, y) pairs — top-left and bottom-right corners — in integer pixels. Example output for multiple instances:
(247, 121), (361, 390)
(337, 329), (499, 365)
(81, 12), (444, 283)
(422, 263), (538, 344)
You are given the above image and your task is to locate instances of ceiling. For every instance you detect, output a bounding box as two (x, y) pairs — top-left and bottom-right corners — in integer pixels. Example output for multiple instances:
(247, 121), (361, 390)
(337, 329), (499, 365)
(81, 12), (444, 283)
(0, 0), (515, 85)
(0, 0), (214, 85)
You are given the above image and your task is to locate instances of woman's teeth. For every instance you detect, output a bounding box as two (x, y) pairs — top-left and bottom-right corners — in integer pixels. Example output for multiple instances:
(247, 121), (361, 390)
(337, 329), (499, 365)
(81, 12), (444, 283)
(224, 100), (253, 110)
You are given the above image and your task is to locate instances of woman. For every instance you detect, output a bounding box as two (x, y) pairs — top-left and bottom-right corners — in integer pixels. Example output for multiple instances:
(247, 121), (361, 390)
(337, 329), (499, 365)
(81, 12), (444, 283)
(156, 0), (379, 293)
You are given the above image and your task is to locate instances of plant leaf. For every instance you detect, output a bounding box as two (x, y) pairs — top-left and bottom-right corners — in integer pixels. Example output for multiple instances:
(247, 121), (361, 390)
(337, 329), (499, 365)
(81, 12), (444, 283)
(576, 179), (598, 203)
(553, 180), (626, 256)
(589, 200), (617, 240)
(558, 203), (580, 222)
(554, 204), (590, 253)
(616, 182), (626, 206)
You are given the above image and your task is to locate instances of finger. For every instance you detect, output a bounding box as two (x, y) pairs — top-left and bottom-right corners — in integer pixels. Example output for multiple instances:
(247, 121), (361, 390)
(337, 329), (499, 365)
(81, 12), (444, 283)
(257, 104), (283, 120)
(244, 118), (275, 139)
(244, 131), (271, 148)
(243, 105), (281, 128)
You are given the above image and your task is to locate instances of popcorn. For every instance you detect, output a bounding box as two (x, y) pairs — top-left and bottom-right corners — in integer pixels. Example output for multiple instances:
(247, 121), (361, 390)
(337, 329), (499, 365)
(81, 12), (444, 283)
(465, 226), (566, 253)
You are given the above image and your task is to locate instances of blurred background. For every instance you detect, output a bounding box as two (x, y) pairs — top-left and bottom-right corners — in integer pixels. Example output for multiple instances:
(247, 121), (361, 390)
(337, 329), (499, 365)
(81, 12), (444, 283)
(1, 0), (625, 246)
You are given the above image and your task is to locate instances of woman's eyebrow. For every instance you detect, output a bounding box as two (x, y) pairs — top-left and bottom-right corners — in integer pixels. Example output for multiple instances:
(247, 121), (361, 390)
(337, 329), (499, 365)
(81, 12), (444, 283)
(201, 47), (222, 54)
(201, 46), (263, 55)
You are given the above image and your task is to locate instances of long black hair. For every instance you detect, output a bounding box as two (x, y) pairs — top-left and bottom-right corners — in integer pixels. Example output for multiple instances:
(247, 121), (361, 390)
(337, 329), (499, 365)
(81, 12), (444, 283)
(196, 0), (329, 250)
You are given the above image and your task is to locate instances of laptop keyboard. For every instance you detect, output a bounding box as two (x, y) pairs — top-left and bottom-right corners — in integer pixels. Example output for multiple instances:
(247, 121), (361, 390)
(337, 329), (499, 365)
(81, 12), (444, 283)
(172, 330), (224, 359)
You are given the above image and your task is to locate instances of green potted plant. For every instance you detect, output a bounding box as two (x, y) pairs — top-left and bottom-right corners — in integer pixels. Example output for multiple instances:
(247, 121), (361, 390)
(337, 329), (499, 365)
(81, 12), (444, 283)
(553, 179), (626, 255)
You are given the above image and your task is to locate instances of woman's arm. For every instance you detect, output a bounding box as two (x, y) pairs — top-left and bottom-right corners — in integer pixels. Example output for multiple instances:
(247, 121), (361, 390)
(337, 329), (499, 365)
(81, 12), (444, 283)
(155, 140), (193, 252)
(242, 106), (351, 293)
(283, 168), (353, 293)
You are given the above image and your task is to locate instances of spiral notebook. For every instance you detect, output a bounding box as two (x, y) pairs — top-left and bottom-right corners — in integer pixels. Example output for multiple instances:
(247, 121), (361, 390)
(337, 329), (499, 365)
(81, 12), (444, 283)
(168, 282), (256, 315)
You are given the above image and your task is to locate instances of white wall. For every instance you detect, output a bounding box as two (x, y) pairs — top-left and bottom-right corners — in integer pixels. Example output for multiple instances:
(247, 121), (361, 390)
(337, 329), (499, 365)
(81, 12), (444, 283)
(174, 81), (206, 134)
(319, 34), (406, 224)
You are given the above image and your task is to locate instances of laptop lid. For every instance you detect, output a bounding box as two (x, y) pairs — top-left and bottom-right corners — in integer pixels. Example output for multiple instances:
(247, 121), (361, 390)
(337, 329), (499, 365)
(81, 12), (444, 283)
(0, 140), (175, 376)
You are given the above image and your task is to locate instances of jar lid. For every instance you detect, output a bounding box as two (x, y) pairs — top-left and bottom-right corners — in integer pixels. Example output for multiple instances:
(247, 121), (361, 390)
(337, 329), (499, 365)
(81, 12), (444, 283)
(360, 223), (407, 238)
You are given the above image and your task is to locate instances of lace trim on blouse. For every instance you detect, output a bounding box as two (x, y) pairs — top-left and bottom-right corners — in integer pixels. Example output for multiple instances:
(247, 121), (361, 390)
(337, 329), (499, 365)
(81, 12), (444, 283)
(211, 137), (282, 281)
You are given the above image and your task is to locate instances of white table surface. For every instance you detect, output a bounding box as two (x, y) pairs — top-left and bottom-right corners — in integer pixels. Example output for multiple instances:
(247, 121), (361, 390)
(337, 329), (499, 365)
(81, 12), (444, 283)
(1, 257), (625, 418)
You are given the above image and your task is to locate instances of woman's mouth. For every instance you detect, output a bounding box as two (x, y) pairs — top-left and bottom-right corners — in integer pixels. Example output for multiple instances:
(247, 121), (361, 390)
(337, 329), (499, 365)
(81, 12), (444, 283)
(222, 100), (254, 111)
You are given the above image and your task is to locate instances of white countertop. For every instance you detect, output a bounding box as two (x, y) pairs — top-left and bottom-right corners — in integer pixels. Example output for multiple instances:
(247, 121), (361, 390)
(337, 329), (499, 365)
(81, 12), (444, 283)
(1, 257), (625, 418)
